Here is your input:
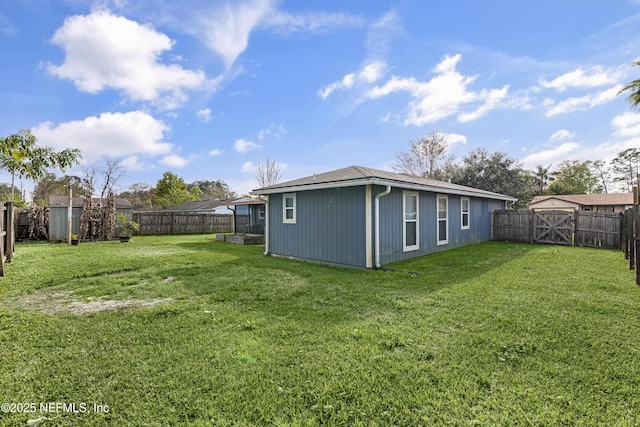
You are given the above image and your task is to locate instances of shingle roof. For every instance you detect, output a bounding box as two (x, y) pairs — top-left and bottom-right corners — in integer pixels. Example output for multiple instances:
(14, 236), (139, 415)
(530, 193), (634, 207)
(49, 196), (132, 209)
(251, 165), (517, 201)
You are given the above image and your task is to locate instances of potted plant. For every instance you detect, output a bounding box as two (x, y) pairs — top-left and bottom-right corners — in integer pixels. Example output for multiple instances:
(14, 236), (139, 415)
(117, 213), (140, 243)
(71, 234), (80, 245)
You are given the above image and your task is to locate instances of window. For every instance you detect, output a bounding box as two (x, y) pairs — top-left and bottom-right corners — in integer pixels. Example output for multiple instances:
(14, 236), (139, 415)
(283, 194), (296, 224)
(437, 195), (448, 245)
(461, 198), (470, 230)
(258, 205), (265, 220)
(403, 192), (419, 251)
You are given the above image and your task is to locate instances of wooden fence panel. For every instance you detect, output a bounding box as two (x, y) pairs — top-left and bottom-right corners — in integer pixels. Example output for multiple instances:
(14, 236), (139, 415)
(575, 211), (622, 249)
(492, 210), (532, 242)
(133, 212), (234, 235)
(494, 209), (622, 249)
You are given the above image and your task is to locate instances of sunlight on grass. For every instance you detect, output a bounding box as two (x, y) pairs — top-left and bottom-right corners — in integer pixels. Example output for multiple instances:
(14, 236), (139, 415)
(1, 236), (639, 425)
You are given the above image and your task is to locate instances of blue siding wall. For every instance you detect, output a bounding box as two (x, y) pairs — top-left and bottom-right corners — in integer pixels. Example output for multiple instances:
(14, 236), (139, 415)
(268, 186), (367, 268)
(376, 186), (505, 265)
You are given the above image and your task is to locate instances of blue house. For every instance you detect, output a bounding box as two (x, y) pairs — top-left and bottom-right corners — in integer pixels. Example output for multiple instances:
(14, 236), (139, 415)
(251, 166), (517, 269)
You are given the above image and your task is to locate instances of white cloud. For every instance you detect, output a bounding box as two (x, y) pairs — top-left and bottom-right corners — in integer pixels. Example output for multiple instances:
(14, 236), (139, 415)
(262, 10), (365, 35)
(160, 154), (190, 168)
(197, 0), (274, 69)
(208, 148), (223, 157)
(458, 86), (509, 122)
(366, 54), (510, 125)
(121, 155), (145, 171)
(46, 10), (218, 109)
(241, 161), (256, 172)
(234, 138), (261, 153)
(319, 61), (387, 99)
(31, 111), (172, 163)
(0, 14), (17, 36)
(257, 122), (287, 140)
(197, 108), (212, 122)
(550, 129), (575, 141)
(540, 66), (621, 92)
(545, 85), (623, 116)
(318, 9), (397, 100)
(365, 9), (401, 59)
(521, 142), (581, 169)
(444, 132), (467, 148)
(612, 111), (640, 136)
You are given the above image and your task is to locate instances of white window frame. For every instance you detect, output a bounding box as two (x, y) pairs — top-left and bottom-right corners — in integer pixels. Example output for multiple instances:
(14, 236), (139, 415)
(461, 197), (470, 230)
(403, 191), (419, 252)
(437, 194), (448, 245)
(282, 193), (296, 224)
(258, 205), (265, 220)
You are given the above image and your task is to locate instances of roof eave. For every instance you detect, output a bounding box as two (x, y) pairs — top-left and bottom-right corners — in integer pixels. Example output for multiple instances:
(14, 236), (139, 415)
(251, 177), (517, 202)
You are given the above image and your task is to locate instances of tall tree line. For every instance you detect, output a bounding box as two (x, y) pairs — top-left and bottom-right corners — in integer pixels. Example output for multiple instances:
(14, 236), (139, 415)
(393, 132), (639, 209)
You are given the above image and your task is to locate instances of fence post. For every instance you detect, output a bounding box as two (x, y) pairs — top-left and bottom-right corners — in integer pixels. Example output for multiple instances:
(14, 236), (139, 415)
(5, 202), (14, 262)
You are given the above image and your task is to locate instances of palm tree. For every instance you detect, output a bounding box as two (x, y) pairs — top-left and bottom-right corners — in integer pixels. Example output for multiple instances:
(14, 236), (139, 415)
(534, 164), (550, 195)
(619, 60), (640, 110)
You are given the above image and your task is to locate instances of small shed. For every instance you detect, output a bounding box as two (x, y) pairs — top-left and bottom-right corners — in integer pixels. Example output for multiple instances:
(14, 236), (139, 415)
(529, 193), (634, 213)
(251, 165), (517, 269)
(49, 196), (133, 241)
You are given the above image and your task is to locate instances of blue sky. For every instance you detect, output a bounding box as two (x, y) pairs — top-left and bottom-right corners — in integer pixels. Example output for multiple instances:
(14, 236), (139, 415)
(2, 0), (640, 197)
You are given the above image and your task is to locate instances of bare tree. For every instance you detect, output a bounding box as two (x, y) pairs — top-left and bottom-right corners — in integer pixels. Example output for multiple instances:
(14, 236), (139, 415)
(393, 131), (455, 179)
(256, 157), (283, 188)
(100, 156), (126, 199)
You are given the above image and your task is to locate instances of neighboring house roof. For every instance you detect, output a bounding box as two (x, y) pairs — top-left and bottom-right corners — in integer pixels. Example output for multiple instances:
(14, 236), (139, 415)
(530, 193), (634, 207)
(49, 196), (133, 209)
(222, 196), (265, 206)
(163, 198), (228, 211)
(251, 165), (517, 201)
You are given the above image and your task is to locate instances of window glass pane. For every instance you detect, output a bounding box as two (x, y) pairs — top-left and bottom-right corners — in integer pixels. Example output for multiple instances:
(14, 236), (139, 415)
(438, 197), (447, 212)
(406, 222), (417, 246)
(285, 197), (294, 208)
(462, 199), (469, 212)
(405, 195), (417, 220)
(285, 208), (293, 220)
(462, 214), (469, 227)
(438, 220), (447, 241)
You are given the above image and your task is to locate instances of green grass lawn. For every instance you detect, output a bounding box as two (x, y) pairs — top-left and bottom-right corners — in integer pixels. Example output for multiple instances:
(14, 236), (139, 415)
(1, 236), (639, 426)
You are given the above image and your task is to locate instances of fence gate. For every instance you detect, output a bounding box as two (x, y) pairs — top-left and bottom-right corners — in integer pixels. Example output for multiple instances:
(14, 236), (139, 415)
(533, 211), (574, 245)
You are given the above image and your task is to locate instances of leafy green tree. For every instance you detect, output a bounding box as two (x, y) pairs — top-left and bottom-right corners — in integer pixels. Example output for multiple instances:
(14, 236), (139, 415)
(155, 172), (198, 207)
(549, 160), (601, 194)
(0, 182), (27, 207)
(119, 182), (157, 209)
(187, 179), (236, 199)
(610, 148), (640, 192)
(451, 148), (536, 208)
(0, 129), (81, 200)
(533, 164), (551, 195)
(619, 60), (640, 110)
(32, 173), (83, 205)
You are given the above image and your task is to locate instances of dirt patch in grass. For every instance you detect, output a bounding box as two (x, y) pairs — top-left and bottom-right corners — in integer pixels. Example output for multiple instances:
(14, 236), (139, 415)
(7, 290), (173, 315)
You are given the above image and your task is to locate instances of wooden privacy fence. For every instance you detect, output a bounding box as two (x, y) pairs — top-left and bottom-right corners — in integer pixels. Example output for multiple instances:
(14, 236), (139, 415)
(622, 205), (640, 284)
(493, 209), (622, 249)
(132, 212), (240, 235)
(0, 202), (15, 277)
